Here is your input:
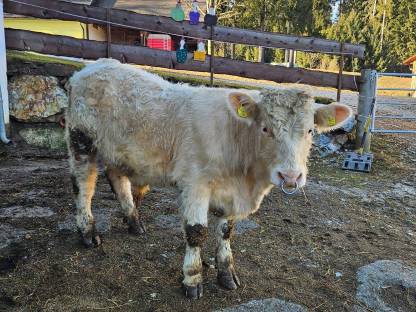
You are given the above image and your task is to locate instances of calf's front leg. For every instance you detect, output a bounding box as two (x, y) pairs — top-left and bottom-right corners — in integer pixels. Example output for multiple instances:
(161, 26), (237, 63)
(216, 218), (240, 290)
(181, 186), (210, 299)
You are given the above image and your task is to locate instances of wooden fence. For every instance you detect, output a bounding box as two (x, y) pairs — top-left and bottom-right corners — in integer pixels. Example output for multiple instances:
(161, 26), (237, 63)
(4, 0), (365, 91)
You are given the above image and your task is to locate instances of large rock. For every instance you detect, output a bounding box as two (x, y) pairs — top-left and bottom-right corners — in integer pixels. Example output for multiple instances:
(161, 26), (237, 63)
(218, 298), (307, 312)
(19, 127), (66, 150)
(9, 75), (68, 122)
(356, 260), (416, 312)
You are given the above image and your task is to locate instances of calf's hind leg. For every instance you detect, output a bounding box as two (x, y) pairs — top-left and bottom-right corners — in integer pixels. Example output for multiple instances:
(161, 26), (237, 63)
(68, 128), (100, 247)
(105, 167), (146, 234)
(216, 218), (240, 290)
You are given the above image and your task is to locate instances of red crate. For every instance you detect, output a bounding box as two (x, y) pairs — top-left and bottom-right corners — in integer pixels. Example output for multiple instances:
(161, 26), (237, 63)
(147, 34), (174, 51)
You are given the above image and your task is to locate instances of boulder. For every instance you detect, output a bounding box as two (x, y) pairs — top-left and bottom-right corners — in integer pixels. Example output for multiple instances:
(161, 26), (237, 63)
(356, 260), (416, 312)
(18, 127), (66, 150)
(8, 75), (68, 122)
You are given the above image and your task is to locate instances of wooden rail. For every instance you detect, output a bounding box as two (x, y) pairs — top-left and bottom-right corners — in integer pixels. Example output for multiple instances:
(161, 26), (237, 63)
(5, 29), (359, 91)
(4, 0), (365, 58)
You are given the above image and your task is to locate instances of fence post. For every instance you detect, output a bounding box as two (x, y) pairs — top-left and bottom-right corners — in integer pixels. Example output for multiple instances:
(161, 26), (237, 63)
(0, 0), (11, 143)
(209, 26), (214, 87)
(355, 69), (377, 151)
(106, 8), (112, 58)
(336, 42), (344, 102)
(209, 0), (215, 87)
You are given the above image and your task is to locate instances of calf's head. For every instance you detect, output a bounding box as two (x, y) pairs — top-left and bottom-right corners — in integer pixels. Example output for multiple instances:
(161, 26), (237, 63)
(227, 89), (352, 189)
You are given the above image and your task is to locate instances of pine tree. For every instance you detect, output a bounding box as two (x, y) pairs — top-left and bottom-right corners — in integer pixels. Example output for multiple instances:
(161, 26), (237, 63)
(218, 0), (415, 71)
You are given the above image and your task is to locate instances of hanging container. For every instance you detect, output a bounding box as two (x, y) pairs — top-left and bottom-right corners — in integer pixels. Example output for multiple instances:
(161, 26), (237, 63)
(147, 34), (174, 51)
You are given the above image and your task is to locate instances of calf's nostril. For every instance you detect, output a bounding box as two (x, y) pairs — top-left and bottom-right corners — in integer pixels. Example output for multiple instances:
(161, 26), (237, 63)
(278, 171), (302, 187)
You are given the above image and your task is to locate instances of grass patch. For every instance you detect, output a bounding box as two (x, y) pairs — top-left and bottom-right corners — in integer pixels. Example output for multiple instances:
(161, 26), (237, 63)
(309, 153), (370, 187)
(370, 134), (411, 174)
(146, 69), (259, 89)
(314, 96), (335, 104)
(7, 50), (85, 70)
(309, 133), (412, 189)
(377, 76), (414, 97)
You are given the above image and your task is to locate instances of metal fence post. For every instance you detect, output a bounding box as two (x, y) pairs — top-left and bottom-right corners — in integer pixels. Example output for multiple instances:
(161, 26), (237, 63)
(355, 69), (377, 151)
(0, 0), (11, 144)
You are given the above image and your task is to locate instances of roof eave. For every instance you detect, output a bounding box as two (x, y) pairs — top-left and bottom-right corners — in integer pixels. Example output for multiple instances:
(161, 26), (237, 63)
(403, 55), (416, 65)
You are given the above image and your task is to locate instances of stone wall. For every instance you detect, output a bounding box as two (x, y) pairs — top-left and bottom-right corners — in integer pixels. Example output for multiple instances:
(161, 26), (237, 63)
(6, 54), (78, 150)
(7, 73), (68, 150)
(9, 75), (68, 123)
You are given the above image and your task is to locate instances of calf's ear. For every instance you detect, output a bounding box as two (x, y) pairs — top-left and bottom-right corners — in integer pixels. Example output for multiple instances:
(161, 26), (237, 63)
(227, 92), (258, 124)
(314, 103), (353, 133)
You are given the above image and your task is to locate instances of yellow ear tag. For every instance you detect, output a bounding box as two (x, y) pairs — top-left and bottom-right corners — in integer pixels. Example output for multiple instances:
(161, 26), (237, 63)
(237, 105), (249, 118)
(328, 116), (336, 126)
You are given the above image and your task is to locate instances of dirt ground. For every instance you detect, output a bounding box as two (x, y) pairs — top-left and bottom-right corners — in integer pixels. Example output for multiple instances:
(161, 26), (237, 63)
(1, 96), (416, 311)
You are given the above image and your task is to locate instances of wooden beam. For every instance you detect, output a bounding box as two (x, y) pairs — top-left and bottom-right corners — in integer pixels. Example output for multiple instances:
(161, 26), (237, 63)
(90, 0), (117, 8)
(5, 29), (359, 91)
(3, 0), (365, 58)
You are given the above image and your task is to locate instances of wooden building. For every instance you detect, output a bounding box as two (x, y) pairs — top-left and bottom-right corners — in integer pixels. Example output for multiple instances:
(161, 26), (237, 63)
(5, 0), (195, 50)
(84, 0), (178, 46)
(403, 54), (416, 97)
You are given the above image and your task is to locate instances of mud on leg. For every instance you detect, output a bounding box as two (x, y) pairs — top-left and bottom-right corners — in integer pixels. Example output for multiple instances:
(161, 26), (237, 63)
(181, 186), (210, 299)
(67, 128), (99, 247)
(216, 218), (240, 290)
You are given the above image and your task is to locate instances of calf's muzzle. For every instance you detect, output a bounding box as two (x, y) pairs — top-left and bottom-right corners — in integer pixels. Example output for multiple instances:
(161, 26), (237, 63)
(278, 170), (302, 195)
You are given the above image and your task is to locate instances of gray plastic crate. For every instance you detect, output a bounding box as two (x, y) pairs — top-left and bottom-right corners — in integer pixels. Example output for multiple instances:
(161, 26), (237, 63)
(342, 152), (373, 173)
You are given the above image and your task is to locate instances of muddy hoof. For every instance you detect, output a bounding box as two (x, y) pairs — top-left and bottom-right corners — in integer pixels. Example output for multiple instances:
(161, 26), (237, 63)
(124, 216), (146, 235)
(128, 221), (146, 235)
(218, 267), (240, 290)
(80, 231), (101, 248)
(182, 283), (203, 299)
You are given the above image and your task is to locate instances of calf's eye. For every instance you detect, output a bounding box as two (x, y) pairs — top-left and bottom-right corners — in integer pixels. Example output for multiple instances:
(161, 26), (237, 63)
(262, 127), (268, 133)
(308, 129), (314, 135)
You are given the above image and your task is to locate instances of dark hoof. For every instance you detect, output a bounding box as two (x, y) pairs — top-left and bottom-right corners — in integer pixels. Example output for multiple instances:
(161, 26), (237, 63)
(129, 220), (146, 235)
(80, 231), (101, 248)
(218, 267), (240, 290)
(124, 216), (146, 235)
(182, 283), (203, 299)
